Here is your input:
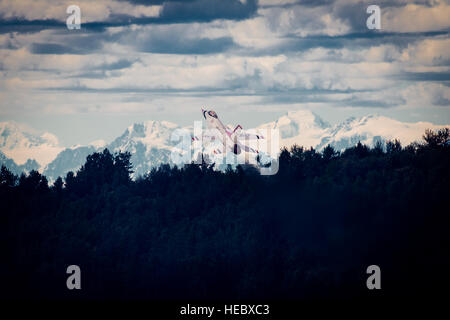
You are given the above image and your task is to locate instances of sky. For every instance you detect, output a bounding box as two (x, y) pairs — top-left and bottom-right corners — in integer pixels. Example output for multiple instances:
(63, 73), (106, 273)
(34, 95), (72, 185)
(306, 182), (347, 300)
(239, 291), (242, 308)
(0, 0), (449, 146)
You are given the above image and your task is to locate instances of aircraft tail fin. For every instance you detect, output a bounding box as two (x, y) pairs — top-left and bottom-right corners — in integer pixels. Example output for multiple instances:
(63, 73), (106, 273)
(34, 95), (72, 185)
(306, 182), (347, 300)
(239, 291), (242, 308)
(232, 125), (243, 136)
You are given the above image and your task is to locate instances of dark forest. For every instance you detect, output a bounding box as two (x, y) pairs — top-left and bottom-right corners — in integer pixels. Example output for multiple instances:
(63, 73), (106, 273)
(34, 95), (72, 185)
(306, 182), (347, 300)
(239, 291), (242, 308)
(1, 129), (449, 300)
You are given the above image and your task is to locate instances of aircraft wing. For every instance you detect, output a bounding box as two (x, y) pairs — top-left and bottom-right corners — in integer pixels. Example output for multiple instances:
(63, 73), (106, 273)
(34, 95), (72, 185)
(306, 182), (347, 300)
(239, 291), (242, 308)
(240, 144), (259, 154)
(192, 128), (223, 143)
(237, 132), (265, 140)
(191, 134), (217, 143)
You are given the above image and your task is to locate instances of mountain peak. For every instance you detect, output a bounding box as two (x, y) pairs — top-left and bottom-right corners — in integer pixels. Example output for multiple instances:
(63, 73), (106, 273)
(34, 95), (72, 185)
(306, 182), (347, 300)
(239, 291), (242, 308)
(0, 121), (63, 167)
(2, 114), (448, 181)
(126, 120), (178, 137)
(283, 110), (330, 129)
(89, 139), (107, 149)
(110, 119), (179, 155)
(258, 109), (330, 147)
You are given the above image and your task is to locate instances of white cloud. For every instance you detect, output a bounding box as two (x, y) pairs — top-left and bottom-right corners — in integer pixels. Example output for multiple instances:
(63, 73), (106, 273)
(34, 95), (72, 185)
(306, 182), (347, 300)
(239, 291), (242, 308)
(0, 0), (161, 22)
(383, 3), (450, 33)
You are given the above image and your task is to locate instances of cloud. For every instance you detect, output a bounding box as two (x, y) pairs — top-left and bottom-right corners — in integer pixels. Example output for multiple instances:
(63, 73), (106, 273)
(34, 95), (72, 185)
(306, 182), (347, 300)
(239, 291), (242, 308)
(137, 35), (236, 54)
(95, 58), (138, 70)
(395, 82), (450, 108)
(260, 0), (335, 8)
(252, 30), (448, 55)
(396, 71), (450, 82)
(156, 0), (257, 23)
(119, 0), (195, 5)
(332, 0), (450, 34)
(0, 18), (64, 34)
(26, 30), (109, 55)
(120, 0), (258, 23)
(67, 58), (139, 79)
(0, 0), (449, 124)
(383, 2), (450, 33)
(0, 0), (161, 24)
(30, 42), (88, 54)
(0, 0), (257, 34)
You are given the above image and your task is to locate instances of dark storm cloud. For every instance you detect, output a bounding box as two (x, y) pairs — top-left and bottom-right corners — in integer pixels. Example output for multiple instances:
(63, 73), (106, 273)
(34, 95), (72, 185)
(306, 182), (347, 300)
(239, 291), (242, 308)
(377, 0), (443, 8)
(41, 83), (369, 100)
(23, 21), (237, 55)
(395, 72), (450, 82)
(332, 1), (368, 33)
(256, 87), (384, 106)
(119, 0), (257, 23)
(277, 97), (398, 108)
(67, 59), (139, 78)
(40, 85), (233, 95)
(83, 0), (257, 29)
(138, 35), (236, 54)
(253, 30), (448, 55)
(260, 0), (335, 9)
(0, 0), (257, 34)
(29, 37), (103, 54)
(95, 59), (138, 70)
(24, 27), (447, 57)
(30, 43), (84, 54)
(27, 30), (108, 55)
(119, 0), (195, 5)
(0, 18), (65, 34)
(262, 94), (401, 108)
(68, 71), (125, 79)
(338, 98), (401, 108)
(156, 0), (257, 23)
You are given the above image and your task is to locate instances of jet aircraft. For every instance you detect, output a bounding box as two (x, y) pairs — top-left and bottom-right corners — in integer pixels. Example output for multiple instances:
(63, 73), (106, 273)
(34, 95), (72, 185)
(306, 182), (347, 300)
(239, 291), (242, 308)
(192, 108), (265, 155)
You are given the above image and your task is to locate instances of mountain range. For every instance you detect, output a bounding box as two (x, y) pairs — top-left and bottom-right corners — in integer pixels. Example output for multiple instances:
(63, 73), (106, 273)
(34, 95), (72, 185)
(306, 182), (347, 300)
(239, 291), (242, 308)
(0, 110), (447, 181)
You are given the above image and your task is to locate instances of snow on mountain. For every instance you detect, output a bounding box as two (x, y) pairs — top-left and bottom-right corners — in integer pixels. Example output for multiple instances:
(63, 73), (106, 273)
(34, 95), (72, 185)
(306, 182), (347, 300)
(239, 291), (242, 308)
(258, 110), (446, 152)
(43, 145), (99, 181)
(258, 110), (330, 149)
(0, 121), (63, 168)
(108, 120), (178, 152)
(317, 114), (443, 151)
(107, 120), (180, 178)
(89, 139), (107, 149)
(42, 120), (182, 181)
(2, 111), (448, 181)
(0, 150), (40, 175)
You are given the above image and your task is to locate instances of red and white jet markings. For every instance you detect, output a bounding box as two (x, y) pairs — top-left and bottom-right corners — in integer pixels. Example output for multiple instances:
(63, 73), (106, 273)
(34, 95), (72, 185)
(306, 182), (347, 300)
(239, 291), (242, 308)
(196, 108), (264, 156)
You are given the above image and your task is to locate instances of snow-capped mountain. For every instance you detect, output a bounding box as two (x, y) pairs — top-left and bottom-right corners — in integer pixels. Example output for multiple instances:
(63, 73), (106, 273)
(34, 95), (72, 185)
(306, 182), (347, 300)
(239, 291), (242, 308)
(0, 151), (39, 175)
(257, 110), (330, 149)
(1, 111), (448, 181)
(107, 120), (179, 178)
(257, 111), (444, 152)
(43, 145), (99, 180)
(316, 114), (441, 151)
(0, 121), (63, 168)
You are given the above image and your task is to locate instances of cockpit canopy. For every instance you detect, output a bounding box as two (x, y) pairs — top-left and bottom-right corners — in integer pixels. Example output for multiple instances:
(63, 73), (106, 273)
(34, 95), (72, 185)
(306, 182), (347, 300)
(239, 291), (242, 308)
(208, 111), (218, 119)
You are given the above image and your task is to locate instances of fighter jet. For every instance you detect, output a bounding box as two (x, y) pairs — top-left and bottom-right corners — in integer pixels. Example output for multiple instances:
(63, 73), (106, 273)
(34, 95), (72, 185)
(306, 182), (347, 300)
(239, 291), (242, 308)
(192, 108), (264, 155)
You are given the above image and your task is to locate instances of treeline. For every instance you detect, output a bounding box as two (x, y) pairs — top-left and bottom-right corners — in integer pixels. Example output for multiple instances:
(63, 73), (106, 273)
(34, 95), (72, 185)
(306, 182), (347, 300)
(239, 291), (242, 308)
(1, 129), (449, 300)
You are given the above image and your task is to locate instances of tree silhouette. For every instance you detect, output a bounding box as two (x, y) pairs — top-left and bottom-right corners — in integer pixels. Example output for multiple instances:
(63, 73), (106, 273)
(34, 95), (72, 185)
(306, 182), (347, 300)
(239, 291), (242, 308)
(423, 128), (450, 148)
(1, 130), (449, 300)
(1, 165), (17, 187)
